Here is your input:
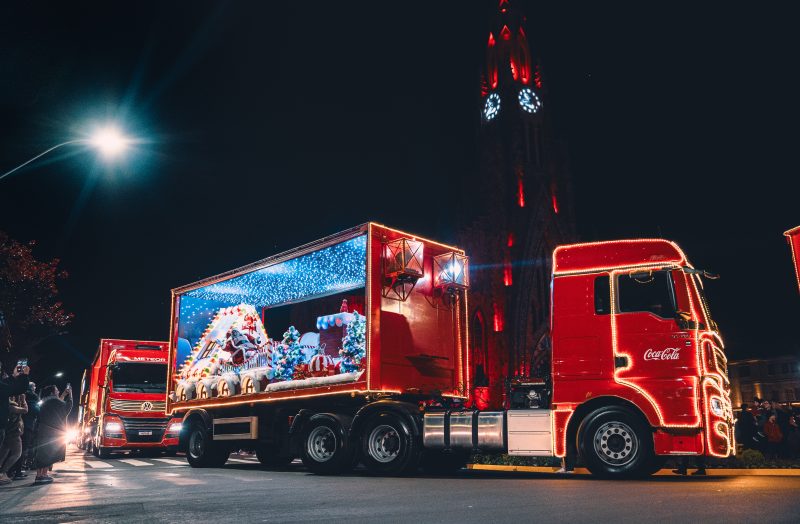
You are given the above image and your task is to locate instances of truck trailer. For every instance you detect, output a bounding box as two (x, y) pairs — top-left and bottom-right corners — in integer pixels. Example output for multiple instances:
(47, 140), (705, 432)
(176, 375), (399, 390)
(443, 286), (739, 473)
(78, 339), (183, 457)
(167, 223), (734, 478)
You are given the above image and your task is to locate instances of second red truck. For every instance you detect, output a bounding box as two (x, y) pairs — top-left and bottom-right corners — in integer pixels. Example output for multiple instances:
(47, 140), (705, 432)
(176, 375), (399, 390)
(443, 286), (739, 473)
(77, 339), (182, 457)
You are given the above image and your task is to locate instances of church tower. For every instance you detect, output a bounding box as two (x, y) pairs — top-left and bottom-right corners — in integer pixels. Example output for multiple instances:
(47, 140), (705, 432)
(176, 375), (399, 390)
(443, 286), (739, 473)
(460, 0), (575, 406)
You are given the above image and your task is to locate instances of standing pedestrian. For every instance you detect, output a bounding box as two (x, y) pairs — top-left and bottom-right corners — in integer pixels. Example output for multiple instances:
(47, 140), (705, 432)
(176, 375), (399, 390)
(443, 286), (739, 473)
(31, 384), (72, 485)
(763, 414), (783, 460)
(8, 381), (40, 480)
(735, 404), (756, 450)
(0, 394), (27, 485)
(784, 416), (800, 459)
(0, 362), (30, 452)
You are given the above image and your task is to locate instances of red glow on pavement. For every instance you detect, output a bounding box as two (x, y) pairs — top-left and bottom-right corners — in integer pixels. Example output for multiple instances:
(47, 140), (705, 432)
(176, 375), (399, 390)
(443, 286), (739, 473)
(517, 178), (525, 207)
(501, 25), (511, 41)
(552, 194), (559, 214)
(507, 232), (514, 248)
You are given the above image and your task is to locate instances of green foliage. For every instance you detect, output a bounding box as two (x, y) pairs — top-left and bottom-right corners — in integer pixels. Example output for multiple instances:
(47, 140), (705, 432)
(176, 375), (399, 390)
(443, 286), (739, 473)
(740, 449), (766, 467)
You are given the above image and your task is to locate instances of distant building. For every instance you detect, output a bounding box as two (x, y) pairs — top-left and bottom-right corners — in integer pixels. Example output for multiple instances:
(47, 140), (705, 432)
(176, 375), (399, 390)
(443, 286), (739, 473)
(728, 355), (800, 407)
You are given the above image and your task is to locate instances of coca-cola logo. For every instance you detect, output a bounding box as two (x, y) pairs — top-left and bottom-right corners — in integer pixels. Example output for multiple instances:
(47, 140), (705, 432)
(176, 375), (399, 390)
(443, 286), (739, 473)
(644, 347), (681, 361)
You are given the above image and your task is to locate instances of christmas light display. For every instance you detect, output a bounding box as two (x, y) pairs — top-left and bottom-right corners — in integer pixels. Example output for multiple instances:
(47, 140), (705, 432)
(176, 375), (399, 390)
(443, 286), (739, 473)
(184, 235), (366, 306)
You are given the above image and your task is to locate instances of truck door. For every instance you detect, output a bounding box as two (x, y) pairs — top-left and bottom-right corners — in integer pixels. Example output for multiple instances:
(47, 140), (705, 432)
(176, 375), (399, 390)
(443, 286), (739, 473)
(613, 270), (698, 426)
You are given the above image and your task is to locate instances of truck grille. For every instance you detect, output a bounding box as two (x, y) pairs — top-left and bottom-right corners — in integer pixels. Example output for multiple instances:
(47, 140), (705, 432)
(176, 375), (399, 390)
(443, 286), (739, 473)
(110, 399), (166, 413)
(120, 416), (169, 443)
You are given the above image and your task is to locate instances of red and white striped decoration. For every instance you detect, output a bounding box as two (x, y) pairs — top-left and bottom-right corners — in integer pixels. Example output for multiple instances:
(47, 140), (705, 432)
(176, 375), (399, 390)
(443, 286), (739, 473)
(308, 350), (335, 377)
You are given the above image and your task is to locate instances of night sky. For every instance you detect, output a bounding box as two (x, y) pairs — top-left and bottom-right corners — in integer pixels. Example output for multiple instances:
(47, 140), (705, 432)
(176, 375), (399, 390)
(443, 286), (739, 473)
(1, 1), (798, 384)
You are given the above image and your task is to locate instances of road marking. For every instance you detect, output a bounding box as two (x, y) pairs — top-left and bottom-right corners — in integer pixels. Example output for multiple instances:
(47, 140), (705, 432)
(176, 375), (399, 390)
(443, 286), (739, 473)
(227, 458), (256, 464)
(118, 459), (154, 467)
(153, 458), (188, 466)
(84, 460), (114, 468)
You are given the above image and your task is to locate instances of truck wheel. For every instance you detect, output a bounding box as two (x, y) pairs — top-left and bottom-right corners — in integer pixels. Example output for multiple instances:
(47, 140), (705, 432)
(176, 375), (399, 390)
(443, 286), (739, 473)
(186, 421), (230, 468)
(97, 447), (112, 459)
(360, 412), (420, 476)
(578, 407), (653, 478)
(300, 418), (353, 475)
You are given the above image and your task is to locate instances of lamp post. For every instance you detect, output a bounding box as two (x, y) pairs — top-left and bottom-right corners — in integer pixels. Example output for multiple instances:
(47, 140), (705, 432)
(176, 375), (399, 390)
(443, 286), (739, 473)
(0, 126), (132, 182)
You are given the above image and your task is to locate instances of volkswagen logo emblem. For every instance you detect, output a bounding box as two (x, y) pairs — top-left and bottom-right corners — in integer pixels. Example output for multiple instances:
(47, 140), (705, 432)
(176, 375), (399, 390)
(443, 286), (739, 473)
(141, 401), (153, 411)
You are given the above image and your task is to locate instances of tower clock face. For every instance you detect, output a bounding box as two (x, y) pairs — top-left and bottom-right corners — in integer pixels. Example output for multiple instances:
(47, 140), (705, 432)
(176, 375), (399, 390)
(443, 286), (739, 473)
(518, 88), (542, 114)
(483, 93), (501, 121)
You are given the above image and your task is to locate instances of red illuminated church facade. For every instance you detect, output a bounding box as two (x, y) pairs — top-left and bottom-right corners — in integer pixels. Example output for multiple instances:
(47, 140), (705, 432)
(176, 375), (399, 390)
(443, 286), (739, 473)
(460, 0), (575, 406)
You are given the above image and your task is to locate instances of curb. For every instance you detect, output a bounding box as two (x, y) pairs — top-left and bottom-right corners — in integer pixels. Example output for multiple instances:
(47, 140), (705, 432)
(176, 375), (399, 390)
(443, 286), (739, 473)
(467, 464), (800, 477)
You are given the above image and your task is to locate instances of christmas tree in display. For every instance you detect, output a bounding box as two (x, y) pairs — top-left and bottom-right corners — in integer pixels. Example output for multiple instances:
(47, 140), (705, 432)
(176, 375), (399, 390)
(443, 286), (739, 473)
(273, 326), (304, 381)
(339, 311), (366, 373)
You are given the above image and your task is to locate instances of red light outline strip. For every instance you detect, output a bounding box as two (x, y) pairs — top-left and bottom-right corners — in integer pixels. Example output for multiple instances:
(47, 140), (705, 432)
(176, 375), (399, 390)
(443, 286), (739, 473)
(552, 238), (687, 276)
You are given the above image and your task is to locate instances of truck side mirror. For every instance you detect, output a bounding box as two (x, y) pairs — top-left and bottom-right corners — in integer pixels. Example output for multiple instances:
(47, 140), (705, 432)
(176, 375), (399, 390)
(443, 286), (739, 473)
(674, 310), (696, 330)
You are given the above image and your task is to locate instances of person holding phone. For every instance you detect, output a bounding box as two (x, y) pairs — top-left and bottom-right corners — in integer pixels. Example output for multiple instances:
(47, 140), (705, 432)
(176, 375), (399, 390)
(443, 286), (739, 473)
(0, 360), (30, 454)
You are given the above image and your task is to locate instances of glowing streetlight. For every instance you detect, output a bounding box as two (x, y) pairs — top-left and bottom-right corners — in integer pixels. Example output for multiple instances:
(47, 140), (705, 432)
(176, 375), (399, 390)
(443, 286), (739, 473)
(54, 371), (64, 378)
(0, 125), (133, 182)
(88, 126), (130, 159)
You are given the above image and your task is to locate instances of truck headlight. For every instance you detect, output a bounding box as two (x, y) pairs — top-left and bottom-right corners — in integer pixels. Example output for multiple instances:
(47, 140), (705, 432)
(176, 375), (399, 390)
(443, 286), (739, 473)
(105, 421), (123, 433)
(710, 398), (724, 417)
(167, 422), (183, 433)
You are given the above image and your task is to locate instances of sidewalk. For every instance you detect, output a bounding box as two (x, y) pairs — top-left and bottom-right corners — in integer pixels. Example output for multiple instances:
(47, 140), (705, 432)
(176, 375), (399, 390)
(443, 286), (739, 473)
(467, 464), (800, 477)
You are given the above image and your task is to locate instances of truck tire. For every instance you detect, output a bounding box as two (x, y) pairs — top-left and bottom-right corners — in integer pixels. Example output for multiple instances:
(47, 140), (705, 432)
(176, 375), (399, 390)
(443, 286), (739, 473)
(578, 406), (653, 478)
(421, 450), (470, 474)
(186, 421), (230, 468)
(360, 412), (421, 476)
(97, 447), (112, 459)
(300, 418), (353, 475)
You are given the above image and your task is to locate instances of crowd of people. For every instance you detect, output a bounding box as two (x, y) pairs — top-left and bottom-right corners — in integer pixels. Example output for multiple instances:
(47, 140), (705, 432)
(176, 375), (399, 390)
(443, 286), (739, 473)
(735, 399), (800, 459)
(0, 361), (72, 487)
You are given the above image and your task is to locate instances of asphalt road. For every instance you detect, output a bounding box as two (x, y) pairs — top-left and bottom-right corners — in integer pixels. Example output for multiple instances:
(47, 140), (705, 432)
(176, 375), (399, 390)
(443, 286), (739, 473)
(2, 448), (800, 523)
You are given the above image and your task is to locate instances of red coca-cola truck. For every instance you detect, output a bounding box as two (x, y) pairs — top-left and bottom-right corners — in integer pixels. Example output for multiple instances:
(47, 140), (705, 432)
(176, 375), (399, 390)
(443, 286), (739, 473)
(167, 223), (733, 477)
(78, 339), (183, 458)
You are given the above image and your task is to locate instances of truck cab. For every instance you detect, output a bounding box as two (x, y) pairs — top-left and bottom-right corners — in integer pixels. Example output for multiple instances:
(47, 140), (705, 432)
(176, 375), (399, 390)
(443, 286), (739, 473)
(546, 239), (734, 473)
(80, 339), (183, 458)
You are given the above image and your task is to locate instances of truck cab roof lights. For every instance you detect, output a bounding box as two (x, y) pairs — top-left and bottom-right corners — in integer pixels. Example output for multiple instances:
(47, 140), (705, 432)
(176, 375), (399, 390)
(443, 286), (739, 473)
(553, 238), (687, 276)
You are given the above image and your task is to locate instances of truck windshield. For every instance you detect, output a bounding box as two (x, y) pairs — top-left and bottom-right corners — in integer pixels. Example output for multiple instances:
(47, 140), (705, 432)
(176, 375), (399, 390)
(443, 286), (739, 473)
(110, 363), (167, 393)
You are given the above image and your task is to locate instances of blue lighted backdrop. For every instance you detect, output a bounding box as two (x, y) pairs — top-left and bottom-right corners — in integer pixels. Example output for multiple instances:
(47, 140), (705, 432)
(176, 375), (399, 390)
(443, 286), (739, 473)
(177, 235), (367, 347)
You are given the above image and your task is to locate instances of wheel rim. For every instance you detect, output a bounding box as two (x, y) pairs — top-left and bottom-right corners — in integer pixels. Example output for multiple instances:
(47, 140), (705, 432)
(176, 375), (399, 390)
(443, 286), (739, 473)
(307, 426), (337, 463)
(367, 424), (401, 463)
(189, 429), (205, 459)
(593, 421), (638, 466)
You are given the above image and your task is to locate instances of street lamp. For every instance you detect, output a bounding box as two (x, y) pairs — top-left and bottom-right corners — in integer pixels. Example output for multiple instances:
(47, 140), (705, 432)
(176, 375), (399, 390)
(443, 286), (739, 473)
(0, 125), (133, 182)
(54, 371), (64, 378)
